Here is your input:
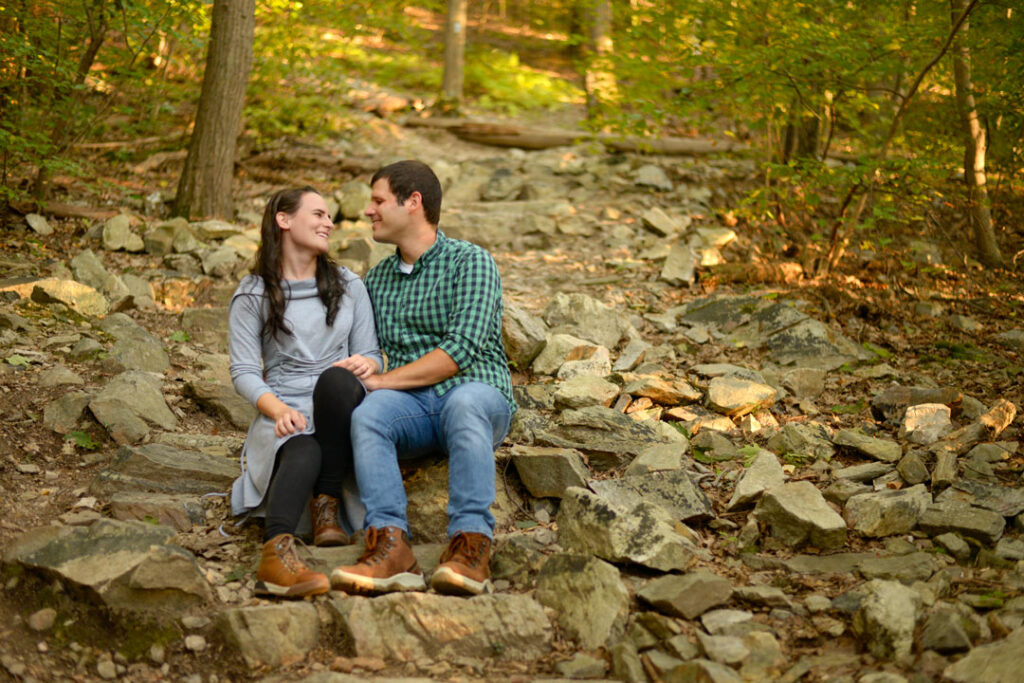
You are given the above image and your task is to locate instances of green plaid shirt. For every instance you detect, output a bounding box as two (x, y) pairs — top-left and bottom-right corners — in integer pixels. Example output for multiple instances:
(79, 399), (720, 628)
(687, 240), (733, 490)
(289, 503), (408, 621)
(364, 231), (516, 412)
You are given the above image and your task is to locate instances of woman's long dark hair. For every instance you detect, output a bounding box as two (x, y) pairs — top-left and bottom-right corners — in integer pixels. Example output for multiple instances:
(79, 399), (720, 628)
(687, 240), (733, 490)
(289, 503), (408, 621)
(254, 186), (344, 340)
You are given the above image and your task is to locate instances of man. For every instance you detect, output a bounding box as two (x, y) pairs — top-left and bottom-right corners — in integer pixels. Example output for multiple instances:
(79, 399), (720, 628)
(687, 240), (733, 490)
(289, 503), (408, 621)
(330, 160), (515, 597)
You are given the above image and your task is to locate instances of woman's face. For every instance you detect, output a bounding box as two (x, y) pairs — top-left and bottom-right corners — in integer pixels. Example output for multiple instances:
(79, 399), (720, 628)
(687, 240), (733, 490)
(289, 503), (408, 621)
(278, 192), (333, 256)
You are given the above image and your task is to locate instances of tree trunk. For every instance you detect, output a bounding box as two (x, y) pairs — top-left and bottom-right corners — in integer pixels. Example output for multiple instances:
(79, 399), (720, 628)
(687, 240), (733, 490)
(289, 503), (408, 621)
(581, 0), (617, 121)
(950, 0), (1002, 267)
(173, 0), (254, 220)
(439, 0), (467, 113)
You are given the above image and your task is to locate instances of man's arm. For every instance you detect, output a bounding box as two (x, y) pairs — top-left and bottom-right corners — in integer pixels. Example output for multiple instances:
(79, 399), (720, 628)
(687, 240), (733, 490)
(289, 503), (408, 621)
(363, 348), (458, 391)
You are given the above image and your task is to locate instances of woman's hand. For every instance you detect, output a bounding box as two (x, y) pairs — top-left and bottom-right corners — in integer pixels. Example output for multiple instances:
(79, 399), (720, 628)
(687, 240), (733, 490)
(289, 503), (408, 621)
(333, 354), (379, 380)
(273, 407), (307, 438)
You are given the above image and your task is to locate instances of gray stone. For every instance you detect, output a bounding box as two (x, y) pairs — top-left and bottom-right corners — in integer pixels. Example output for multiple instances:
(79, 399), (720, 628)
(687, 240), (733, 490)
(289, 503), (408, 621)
(89, 371), (176, 443)
(691, 363), (767, 384)
(543, 292), (629, 350)
(89, 443), (237, 497)
(852, 579), (921, 660)
(556, 352), (613, 380)
(833, 428), (902, 463)
(995, 537), (1024, 561)
(734, 585), (792, 609)
(217, 603), (318, 669)
(766, 316), (865, 369)
(918, 501), (1005, 544)
(623, 375), (701, 406)
(754, 481), (847, 550)
(897, 451), (930, 485)
(937, 480), (1024, 517)
(70, 249), (128, 299)
(781, 367), (826, 399)
(857, 552), (937, 583)
(833, 462), (894, 481)
(557, 486), (699, 572)
(98, 313), (169, 373)
(920, 608), (972, 653)
(184, 379), (255, 429)
(201, 245), (239, 277)
(26, 213), (52, 235)
(934, 532), (972, 562)
(705, 376), (776, 417)
(108, 492), (206, 532)
(327, 592), (551, 662)
(143, 223), (177, 255)
(635, 166), (674, 192)
(624, 442), (686, 476)
(43, 390), (91, 434)
(943, 625), (1024, 682)
(639, 571), (733, 620)
(535, 553), (629, 649)
(336, 179), (372, 220)
(69, 336), (103, 361)
(480, 167), (524, 201)
(27, 278), (110, 317)
(502, 304), (547, 368)
(665, 659), (743, 683)
(535, 405), (679, 469)
(555, 653), (608, 679)
(38, 365), (84, 387)
(510, 446), (589, 498)
(554, 374), (620, 409)
(994, 328), (1024, 352)
(613, 338), (651, 372)
(191, 219), (244, 240)
(696, 631), (748, 666)
(660, 244), (697, 286)
(531, 333), (599, 376)
(900, 403), (953, 445)
(102, 214), (144, 252)
(766, 423), (835, 462)
(27, 607), (57, 631)
(727, 449), (785, 510)
(949, 314), (982, 332)
(588, 469), (714, 523)
(701, 609), (753, 635)
(96, 660), (117, 679)
(180, 307), (229, 353)
(843, 485), (932, 537)
(3, 519), (210, 612)
(610, 641), (646, 683)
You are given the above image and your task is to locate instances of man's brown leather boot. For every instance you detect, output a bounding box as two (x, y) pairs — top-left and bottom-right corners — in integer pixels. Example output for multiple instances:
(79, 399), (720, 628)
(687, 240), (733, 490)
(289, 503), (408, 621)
(430, 531), (492, 596)
(255, 533), (330, 598)
(310, 493), (350, 547)
(330, 526), (425, 594)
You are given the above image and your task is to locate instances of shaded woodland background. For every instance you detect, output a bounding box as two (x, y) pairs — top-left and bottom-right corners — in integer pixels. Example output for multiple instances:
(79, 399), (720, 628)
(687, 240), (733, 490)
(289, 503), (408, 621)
(2, 0), (1023, 274)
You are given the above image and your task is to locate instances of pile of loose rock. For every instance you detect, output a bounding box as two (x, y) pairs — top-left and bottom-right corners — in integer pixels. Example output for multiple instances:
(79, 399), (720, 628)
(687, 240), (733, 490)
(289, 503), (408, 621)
(2, 146), (1023, 683)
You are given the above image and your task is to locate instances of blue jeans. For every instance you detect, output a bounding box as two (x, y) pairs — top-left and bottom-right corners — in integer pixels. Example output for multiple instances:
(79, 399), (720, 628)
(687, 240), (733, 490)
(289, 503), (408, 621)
(351, 382), (511, 539)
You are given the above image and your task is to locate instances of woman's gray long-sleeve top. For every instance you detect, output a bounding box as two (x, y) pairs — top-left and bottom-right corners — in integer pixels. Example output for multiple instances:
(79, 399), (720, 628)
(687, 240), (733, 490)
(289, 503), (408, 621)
(228, 268), (381, 516)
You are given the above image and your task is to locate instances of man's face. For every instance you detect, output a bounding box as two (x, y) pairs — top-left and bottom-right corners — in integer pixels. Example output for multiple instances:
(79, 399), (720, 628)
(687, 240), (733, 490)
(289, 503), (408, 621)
(365, 178), (410, 245)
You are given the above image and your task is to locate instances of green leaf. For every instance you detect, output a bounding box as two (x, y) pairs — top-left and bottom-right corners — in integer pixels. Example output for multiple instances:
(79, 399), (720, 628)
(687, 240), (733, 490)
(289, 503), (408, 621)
(831, 399), (867, 415)
(862, 342), (892, 360)
(65, 430), (99, 450)
(224, 566), (248, 583)
(5, 354), (31, 367)
(169, 330), (190, 343)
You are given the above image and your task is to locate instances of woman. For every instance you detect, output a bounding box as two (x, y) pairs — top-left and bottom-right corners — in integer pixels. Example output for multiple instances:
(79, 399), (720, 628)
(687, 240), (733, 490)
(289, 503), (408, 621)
(229, 186), (381, 598)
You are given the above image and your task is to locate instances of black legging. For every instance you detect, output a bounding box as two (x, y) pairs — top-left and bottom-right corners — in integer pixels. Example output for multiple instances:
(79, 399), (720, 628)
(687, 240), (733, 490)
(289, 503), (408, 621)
(263, 367), (365, 541)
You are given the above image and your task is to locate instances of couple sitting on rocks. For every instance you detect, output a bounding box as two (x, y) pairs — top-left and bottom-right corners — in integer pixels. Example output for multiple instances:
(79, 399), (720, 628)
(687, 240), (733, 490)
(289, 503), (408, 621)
(228, 160), (515, 598)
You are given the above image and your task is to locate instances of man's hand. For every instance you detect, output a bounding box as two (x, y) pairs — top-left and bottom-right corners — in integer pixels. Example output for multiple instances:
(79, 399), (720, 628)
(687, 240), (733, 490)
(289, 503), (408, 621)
(361, 348), (458, 392)
(272, 407), (307, 438)
(333, 354), (379, 380)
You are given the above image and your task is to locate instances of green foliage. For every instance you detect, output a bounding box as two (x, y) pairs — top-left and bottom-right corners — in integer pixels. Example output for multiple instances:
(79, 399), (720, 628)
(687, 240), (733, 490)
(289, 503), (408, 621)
(831, 399), (867, 415)
(224, 565), (248, 583)
(464, 48), (581, 113)
(65, 430), (100, 451)
(934, 341), (988, 362)
(5, 354), (32, 368)
(862, 342), (892, 360)
(168, 330), (190, 343)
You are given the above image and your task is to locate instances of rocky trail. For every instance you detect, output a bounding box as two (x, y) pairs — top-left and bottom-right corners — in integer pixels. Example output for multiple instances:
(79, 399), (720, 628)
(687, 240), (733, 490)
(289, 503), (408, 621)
(1, 116), (1023, 683)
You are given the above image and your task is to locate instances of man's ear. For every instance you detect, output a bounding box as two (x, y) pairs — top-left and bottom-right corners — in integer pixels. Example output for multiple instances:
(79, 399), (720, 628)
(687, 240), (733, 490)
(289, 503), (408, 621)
(406, 191), (422, 214)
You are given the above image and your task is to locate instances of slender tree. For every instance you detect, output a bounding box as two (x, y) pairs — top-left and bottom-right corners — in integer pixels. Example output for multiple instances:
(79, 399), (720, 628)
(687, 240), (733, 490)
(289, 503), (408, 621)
(440, 0), (468, 113)
(950, 0), (1001, 266)
(174, 0), (254, 219)
(580, 0), (617, 122)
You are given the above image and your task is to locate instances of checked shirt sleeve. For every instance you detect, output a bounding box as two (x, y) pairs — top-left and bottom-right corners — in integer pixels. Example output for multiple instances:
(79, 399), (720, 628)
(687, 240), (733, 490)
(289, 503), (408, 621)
(437, 248), (503, 371)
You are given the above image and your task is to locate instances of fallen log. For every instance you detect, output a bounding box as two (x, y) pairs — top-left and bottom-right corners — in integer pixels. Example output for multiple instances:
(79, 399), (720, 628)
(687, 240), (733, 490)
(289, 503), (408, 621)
(403, 117), (747, 155)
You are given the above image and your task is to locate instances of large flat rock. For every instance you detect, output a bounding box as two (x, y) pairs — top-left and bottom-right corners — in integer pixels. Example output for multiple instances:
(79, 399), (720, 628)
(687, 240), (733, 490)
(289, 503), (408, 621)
(89, 443), (237, 497)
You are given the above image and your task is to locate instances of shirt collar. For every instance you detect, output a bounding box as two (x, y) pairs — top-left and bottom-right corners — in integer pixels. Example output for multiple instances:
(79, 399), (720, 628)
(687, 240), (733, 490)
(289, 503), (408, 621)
(391, 230), (447, 273)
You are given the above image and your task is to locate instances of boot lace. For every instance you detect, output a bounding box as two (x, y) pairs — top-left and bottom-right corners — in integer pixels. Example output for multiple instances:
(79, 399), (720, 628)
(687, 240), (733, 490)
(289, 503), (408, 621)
(356, 527), (396, 566)
(440, 532), (488, 568)
(274, 534), (310, 573)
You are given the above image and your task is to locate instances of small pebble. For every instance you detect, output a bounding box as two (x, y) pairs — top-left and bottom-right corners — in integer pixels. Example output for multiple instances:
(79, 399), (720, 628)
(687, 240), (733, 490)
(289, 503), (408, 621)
(149, 644), (165, 665)
(27, 608), (57, 632)
(96, 659), (117, 680)
(181, 615), (210, 630)
(184, 634), (207, 652)
(36, 641), (48, 653)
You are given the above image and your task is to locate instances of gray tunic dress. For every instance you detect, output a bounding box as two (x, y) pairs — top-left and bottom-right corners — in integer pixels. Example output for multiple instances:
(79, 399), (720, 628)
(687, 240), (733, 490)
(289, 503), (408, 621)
(228, 268), (382, 517)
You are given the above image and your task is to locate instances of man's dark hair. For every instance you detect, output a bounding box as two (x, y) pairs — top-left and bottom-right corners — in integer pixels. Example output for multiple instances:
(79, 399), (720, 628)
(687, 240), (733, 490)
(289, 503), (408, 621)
(371, 160), (442, 226)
